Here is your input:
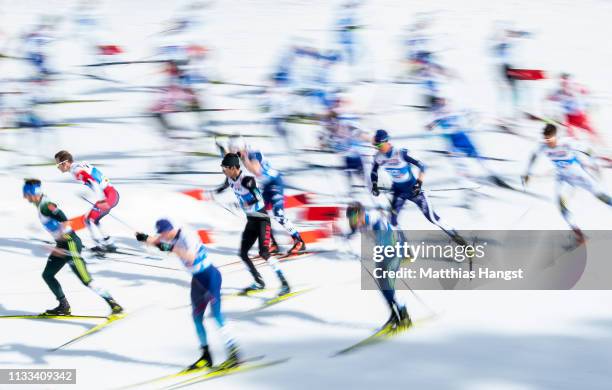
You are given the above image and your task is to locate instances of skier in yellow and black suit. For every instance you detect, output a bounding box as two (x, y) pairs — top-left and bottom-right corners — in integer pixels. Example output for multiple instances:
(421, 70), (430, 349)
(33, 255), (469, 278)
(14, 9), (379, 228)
(22, 179), (123, 316)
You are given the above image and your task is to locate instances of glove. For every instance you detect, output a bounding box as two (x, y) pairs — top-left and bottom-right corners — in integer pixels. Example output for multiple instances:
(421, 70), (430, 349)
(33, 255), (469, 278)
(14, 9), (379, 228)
(135, 232), (148, 242)
(412, 179), (423, 196)
(371, 182), (380, 197)
(156, 243), (173, 252)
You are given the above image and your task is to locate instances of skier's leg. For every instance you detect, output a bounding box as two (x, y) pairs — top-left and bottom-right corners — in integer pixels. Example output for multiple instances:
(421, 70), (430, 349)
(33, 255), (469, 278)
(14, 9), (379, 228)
(42, 254), (67, 300)
(189, 274), (214, 368)
(576, 171), (612, 207)
(64, 234), (92, 286)
(410, 192), (466, 245)
(64, 233), (121, 311)
(239, 219), (263, 284)
(390, 191), (407, 228)
(258, 216), (289, 289)
(206, 266), (238, 355)
(191, 274), (210, 348)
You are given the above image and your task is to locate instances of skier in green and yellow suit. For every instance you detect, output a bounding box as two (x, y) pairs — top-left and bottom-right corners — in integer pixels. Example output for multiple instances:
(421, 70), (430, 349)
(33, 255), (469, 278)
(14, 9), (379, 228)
(22, 179), (123, 316)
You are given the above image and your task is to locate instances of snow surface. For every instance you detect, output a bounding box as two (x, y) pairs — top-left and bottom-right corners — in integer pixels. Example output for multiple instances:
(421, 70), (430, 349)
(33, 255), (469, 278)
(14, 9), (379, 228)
(2, 0), (612, 389)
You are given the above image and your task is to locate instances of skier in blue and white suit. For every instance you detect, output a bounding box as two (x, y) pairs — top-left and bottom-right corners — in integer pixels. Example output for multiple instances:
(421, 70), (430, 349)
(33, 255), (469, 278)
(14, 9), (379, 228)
(240, 145), (306, 255)
(523, 123), (612, 244)
(221, 137), (305, 255)
(370, 129), (467, 245)
(136, 219), (240, 370)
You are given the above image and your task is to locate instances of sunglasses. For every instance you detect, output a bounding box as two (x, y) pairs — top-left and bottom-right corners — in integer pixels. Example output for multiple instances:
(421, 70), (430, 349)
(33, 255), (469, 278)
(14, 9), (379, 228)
(56, 160), (69, 167)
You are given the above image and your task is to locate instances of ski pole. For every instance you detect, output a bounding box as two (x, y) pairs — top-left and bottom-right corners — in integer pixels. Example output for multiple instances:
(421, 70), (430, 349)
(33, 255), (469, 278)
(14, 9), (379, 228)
(78, 195), (138, 232)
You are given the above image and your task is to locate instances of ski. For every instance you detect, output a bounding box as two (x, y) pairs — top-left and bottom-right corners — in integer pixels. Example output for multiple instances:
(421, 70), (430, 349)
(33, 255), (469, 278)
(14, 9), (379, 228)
(0, 314), (108, 320)
(333, 316), (436, 356)
(276, 251), (319, 261)
(164, 357), (289, 390)
(82, 59), (168, 67)
(51, 312), (128, 351)
(250, 288), (314, 311)
(224, 288), (277, 299)
(250, 250), (322, 261)
(1, 123), (74, 130)
(118, 356), (264, 389)
(35, 99), (109, 105)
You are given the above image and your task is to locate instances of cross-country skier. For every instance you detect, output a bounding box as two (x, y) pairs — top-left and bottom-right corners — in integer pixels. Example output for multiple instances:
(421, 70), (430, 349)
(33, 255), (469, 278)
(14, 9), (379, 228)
(322, 101), (372, 194)
(335, 1), (361, 66)
(400, 13), (435, 80)
(23, 179), (123, 316)
(293, 46), (341, 113)
(547, 73), (599, 142)
(346, 201), (411, 329)
(236, 142), (306, 255)
(370, 129), (467, 245)
(427, 97), (511, 193)
(523, 124), (612, 244)
(54, 150), (119, 253)
(150, 60), (205, 138)
(135, 218), (240, 369)
(490, 23), (531, 118)
(21, 20), (54, 81)
(214, 153), (291, 295)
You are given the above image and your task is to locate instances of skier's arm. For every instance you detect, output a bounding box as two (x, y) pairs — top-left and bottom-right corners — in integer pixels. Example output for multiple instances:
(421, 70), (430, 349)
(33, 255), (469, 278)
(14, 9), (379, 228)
(370, 159), (380, 196)
(214, 177), (230, 194)
(241, 176), (260, 206)
(75, 168), (104, 199)
(139, 234), (160, 246)
(401, 149), (426, 182)
(41, 202), (68, 222)
(241, 152), (263, 176)
(215, 140), (227, 157)
(41, 202), (71, 232)
(135, 233), (177, 252)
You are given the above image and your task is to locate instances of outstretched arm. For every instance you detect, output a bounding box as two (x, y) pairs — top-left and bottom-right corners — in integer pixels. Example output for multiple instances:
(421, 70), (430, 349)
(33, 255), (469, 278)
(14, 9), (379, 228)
(214, 177), (230, 194)
(401, 149), (426, 182)
(241, 151), (263, 176)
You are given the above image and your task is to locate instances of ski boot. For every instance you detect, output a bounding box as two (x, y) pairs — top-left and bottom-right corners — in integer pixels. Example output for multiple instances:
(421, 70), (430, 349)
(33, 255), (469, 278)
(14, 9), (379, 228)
(104, 297), (124, 315)
(44, 297), (71, 316)
(241, 276), (265, 295)
(103, 239), (117, 253)
(268, 238), (280, 255)
(277, 271), (291, 296)
(90, 245), (106, 257)
(397, 305), (413, 330)
(279, 281), (291, 296)
(189, 345), (213, 370)
(222, 343), (241, 369)
(287, 238), (306, 255)
(450, 231), (468, 247)
(382, 308), (401, 331)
